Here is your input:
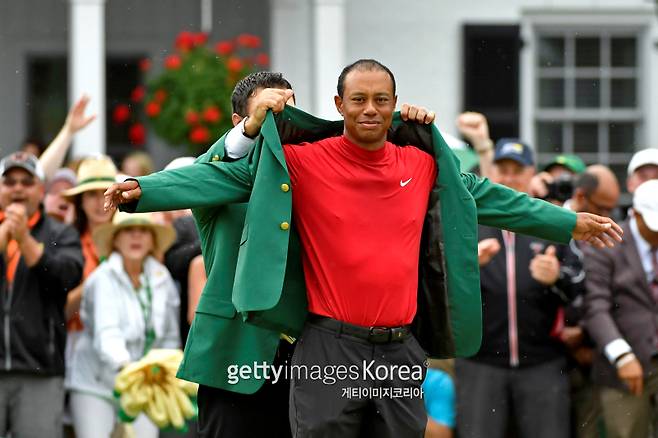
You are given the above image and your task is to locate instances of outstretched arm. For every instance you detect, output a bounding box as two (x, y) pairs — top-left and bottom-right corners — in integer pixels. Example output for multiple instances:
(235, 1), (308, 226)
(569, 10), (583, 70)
(40, 95), (96, 179)
(104, 158), (253, 213)
(462, 172), (622, 248)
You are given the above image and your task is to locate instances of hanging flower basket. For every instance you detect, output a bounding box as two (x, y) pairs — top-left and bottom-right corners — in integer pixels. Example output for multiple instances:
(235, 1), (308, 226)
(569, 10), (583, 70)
(135, 31), (269, 153)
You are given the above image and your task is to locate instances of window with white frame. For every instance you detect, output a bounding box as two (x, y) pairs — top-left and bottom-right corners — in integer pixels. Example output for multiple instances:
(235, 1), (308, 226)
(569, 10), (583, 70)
(534, 29), (643, 186)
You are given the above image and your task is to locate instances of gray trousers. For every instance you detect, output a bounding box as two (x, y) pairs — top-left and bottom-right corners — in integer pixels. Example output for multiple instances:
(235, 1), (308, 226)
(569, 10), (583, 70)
(0, 373), (64, 438)
(455, 358), (570, 438)
(289, 321), (428, 438)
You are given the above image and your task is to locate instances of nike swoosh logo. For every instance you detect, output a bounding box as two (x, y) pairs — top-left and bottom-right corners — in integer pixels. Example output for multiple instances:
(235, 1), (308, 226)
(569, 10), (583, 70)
(400, 178), (412, 187)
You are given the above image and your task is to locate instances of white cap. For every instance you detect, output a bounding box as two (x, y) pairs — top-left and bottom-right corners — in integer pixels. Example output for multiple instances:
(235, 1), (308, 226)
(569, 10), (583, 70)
(628, 148), (658, 176)
(164, 156), (195, 171)
(633, 179), (658, 232)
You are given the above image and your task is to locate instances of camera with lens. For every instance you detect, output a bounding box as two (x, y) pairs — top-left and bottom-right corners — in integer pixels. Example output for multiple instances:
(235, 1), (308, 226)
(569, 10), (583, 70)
(544, 174), (574, 203)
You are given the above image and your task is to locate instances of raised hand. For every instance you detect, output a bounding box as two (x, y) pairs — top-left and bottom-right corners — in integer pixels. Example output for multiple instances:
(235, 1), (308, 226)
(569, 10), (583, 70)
(456, 112), (491, 151)
(104, 180), (142, 212)
(65, 95), (97, 134)
(529, 245), (560, 285)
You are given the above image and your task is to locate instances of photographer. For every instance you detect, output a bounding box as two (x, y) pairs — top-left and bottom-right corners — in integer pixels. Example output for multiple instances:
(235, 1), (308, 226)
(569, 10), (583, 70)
(529, 154), (586, 206)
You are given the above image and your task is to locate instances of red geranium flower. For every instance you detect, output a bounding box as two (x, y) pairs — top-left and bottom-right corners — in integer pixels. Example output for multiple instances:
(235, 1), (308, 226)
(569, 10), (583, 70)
(130, 86), (146, 103)
(154, 89), (167, 103)
(128, 123), (146, 145)
(112, 104), (130, 124)
(185, 110), (199, 125)
(164, 54), (182, 70)
(139, 58), (151, 72)
(215, 41), (234, 56)
(255, 53), (270, 67)
(189, 126), (211, 144)
(203, 106), (222, 124)
(227, 57), (244, 73)
(175, 31), (195, 52)
(145, 101), (161, 118)
(193, 32), (208, 47)
(237, 33), (261, 49)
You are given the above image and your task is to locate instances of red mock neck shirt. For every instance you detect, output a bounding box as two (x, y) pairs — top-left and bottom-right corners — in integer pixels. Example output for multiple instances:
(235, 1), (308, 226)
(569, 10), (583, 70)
(283, 135), (436, 327)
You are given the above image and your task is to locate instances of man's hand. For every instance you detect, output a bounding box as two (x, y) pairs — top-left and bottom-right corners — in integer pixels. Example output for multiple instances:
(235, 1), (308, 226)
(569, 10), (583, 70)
(456, 112), (491, 152)
(400, 104), (435, 124)
(560, 325), (584, 349)
(528, 171), (553, 199)
(4, 203), (29, 244)
(104, 180), (142, 211)
(618, 356), (643, 396)
(65, 95), (96, 135)
(572, 213), (623, 248)
(243, 88), (295, 137)
(529, 245), (560, 285)
(478, 238), (501, 266)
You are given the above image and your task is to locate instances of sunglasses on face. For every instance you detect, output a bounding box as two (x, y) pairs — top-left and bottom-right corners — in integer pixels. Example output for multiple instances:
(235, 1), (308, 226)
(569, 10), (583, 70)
(2, 177), (36, 188)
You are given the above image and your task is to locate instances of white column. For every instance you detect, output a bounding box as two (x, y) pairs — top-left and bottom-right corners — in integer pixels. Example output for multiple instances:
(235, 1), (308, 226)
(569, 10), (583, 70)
(69, 0), (106, 157)
(270, 0), (314, 111)
(312, 0), (345, 119)
(200, 0), (212, 33)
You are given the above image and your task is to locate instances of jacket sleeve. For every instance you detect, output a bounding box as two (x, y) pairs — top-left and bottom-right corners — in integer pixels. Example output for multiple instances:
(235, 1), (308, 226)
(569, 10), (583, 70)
(122, 158), (253, 214)
(32, 222), (83, 299)
(461, 172), (576, 244)
(583, 246), (623, 351)
(87, 276), (131, 370)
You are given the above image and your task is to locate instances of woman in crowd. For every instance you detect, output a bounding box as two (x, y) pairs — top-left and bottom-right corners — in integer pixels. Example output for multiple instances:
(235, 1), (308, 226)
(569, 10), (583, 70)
(66, 211), (180, 438)
(61, 156), (117, 329)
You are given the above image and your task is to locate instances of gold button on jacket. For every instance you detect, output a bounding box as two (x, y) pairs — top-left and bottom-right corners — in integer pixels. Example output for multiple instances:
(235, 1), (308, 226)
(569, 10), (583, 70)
(280, 222), (290, 231)
(280, 183), (290, 192)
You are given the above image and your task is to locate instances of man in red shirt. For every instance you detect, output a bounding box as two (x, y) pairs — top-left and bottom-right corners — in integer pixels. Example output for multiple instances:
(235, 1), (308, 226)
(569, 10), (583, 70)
(106, 59), (622, 438)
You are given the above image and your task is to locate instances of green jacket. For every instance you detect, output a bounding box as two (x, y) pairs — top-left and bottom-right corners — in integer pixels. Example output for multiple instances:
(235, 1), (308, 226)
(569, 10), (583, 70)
(128, 106), (576, 394)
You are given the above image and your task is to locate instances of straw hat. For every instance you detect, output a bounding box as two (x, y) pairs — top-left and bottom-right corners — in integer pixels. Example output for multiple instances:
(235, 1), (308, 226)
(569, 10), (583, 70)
(92, 211), (176, 258)
(62, 155), (117, 198)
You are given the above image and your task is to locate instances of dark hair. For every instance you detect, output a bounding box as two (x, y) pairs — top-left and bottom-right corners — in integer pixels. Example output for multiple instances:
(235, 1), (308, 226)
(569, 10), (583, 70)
(21, 137), (45, 156)
(73, 195), (88, 235)
(575, 172), (599, 197)
(336, 59), (396, 98)
(231, 71), (293, 117)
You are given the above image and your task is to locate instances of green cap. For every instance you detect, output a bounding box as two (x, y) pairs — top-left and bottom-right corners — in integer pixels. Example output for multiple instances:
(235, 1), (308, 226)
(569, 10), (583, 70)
(544, 154), (586, 174)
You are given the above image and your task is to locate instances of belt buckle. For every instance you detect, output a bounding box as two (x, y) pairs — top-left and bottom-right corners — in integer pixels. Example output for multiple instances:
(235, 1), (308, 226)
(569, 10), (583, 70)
(369, 326), (392, 343)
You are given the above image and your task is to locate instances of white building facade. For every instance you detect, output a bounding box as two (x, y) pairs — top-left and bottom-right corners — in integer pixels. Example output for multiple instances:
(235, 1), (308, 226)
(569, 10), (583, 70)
(272, 0), (658, 185)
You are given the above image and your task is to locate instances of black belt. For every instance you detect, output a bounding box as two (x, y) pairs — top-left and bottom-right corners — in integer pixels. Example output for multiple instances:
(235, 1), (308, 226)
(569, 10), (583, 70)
(307, 314), (411, 344)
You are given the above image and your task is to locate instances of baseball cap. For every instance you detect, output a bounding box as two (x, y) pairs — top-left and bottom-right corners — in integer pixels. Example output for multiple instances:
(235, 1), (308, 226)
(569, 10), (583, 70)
(633, 179), (658, 232)
(0, 151), (45, 181)
(544, 154), (586, 174)
(46, 168), (77, 193)
(493, 138), (534, 167)
(628, 148), (658, 176)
